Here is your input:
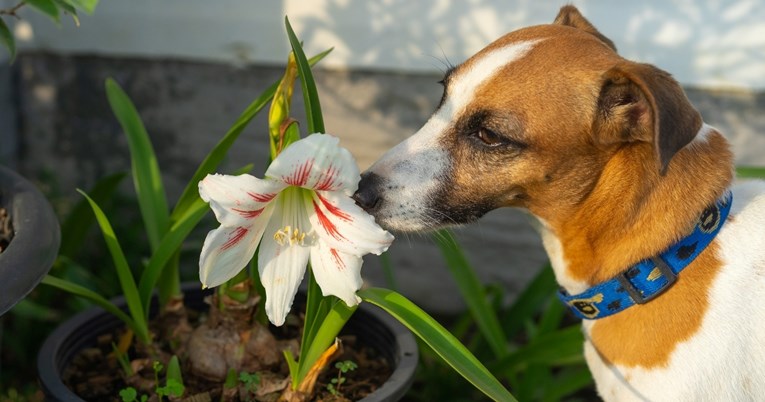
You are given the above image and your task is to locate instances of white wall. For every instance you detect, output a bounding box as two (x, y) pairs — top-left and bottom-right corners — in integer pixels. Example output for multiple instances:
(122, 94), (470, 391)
(12, 0), (765, 90)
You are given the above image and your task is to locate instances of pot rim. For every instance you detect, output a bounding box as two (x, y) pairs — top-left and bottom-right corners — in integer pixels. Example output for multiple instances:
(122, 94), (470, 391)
(0, 165), (61, 316)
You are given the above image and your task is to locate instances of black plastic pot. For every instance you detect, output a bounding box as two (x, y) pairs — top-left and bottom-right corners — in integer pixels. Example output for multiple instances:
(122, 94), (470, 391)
(38, 285), (419, 401)
(0, 165), (60, 316)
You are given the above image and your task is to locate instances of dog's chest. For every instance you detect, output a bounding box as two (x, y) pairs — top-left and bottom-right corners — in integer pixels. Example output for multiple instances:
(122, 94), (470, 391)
(582, 181), (765, 401)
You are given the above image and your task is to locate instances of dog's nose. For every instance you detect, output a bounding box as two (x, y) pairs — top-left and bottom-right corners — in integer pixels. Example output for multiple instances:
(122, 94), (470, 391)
(353, 172), (383, 213)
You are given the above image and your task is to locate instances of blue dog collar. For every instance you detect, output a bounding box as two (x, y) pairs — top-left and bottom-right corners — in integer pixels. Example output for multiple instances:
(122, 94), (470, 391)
(558, 191), (733, 320)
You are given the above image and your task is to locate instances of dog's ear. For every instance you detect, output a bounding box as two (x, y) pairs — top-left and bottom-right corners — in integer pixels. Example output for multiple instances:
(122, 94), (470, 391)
(554, 5), (617, 52)
(593, 62), (702, 174)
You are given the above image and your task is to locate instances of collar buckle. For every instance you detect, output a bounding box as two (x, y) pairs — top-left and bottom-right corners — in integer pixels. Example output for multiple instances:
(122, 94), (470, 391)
(617, 257), (677, 304)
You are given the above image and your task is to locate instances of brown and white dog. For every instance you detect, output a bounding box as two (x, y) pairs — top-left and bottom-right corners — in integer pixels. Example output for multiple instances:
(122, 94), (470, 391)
(353, 5), (765, 401)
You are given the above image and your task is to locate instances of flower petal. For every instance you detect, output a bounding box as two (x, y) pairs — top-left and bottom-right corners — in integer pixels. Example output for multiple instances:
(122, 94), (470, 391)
(266, 134), (360, 195)
(199, 219), (269, 288)
(199, 173), (286, 227)
(257, 189), (313, 326)
(308, 191), (394, 256)
(310, 241), (363, 307)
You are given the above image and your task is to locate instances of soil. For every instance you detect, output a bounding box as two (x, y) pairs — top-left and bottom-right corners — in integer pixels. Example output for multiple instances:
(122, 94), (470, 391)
(0, 207), (12, 254)
(62, 296), (392, 401)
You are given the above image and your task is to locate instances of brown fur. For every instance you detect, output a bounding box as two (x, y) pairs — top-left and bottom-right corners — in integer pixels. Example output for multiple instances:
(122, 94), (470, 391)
(590, 242), (723, 368)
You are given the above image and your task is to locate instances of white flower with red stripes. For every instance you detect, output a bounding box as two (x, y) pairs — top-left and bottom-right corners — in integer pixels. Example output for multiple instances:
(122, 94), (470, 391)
(198, 133), (394, 326)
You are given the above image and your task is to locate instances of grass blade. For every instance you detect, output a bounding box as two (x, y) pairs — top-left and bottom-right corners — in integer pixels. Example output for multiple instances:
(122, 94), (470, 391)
(59, 172), (126, 258)
(41, 275), (136, 331)
(502, 265), (557, 339)
(138, 197), (208, 318)
(285, 17), (325, 134)
(736, 166), (765, 179)
(491, 325), (585, 374)
(0, 19), (15, 61)
(77, 189), (149, 343)
(359, 288), (517, 402)
(434, 230), (508, 358)
(542, 367), (593, 402)
(105, 78), (170, 251)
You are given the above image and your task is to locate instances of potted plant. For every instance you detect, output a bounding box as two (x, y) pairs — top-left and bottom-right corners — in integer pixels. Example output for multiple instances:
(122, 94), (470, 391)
(0, 165), (60, 316)
(37, 19), (516, 401)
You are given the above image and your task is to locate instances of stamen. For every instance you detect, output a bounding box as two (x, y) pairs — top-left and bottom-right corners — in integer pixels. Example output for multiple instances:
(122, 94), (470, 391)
(273, 225), (309, 246)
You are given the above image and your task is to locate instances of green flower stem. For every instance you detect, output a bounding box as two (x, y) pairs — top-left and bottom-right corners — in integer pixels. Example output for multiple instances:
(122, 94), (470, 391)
(295, 299), (357, 388)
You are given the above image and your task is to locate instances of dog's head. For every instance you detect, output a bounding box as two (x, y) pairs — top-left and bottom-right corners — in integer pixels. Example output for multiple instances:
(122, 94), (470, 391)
(354, 6), (701, 232)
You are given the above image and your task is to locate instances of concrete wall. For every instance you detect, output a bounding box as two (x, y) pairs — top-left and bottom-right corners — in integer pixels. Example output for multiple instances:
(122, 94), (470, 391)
(5, 1), (765, 313)
(13, 0), (765, 90)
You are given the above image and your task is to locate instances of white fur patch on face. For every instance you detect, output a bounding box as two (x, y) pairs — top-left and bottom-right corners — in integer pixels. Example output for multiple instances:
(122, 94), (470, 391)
(366, 40), (542, 231)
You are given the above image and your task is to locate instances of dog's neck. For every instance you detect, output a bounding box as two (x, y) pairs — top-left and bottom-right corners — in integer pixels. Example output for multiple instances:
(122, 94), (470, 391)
(536, 124), (733, 294)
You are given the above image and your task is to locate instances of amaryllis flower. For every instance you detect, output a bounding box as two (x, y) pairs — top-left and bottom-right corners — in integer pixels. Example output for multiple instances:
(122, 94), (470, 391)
(198, 133), (394, 326)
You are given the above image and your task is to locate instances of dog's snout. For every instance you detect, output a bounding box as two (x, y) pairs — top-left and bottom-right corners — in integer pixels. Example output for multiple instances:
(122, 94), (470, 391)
(353, 172), (384, 213)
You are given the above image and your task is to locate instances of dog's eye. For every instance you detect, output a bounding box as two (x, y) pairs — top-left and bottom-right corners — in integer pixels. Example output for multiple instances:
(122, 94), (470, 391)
(475, 128), (503, 146)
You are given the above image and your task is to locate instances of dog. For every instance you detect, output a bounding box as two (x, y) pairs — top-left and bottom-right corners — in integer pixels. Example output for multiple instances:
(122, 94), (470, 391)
(353, 5), (765, 401)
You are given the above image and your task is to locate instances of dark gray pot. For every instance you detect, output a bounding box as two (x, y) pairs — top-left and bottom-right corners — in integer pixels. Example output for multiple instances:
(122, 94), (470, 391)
(38, 285), (419, 401)
(0, 165), (60, 316)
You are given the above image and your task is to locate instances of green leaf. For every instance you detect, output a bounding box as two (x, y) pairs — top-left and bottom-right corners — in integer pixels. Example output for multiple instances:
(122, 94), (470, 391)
(297, 300), (356, 384)
(10, 299), (60, 321)
(52, 0), (80, 25)
(285, 17), (325, 134)
(137, 195), (208, 319)
(119, 387), (137, 402)
(0, 19), (15, 61)
(379, 252), (398, 291)
(105, 78), (170, 252)
(299, 273), (333, 369)
(284, 19), (334, 370)
(535, 296), (566, 335)
(359, 288), (517, 402)
(283, 349), (299, 388)
(434, 230), (508, 358)
(224, 368), (239, 389)
(166, 355), (184, 388)
(76, 189), (150, 343)
(736, 166), (765, 179)
(491, 325), (585, 374)
(27, 0), (60, 22)
(542, 367), (593, 402)
(170, 49), (331, 223)
(67, 0), (98, 14)
(59, 172), (126, 258)
(41, 275), (137, 332)
(502, 265), (557, 339)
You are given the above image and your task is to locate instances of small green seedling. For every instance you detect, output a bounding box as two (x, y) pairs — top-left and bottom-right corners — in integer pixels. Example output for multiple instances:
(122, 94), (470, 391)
(239, 371), (261, 394)
(326, 360), (358, 396)
(118, 387), (148, 402)
(152, 358), (185, 401)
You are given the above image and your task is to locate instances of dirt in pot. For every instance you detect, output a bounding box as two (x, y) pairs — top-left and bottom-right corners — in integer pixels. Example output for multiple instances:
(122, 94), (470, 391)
(0, 207), (12, 254)
(62, 294), (392, 402)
